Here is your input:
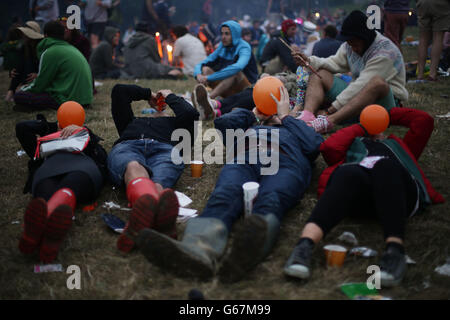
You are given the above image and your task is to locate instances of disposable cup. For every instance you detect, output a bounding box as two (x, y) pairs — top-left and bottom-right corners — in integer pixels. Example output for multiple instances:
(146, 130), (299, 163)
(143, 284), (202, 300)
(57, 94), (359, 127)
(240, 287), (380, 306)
(242, 182), (259, 217)
(190, 160), (204, 177)
(324, 244), (347, 267)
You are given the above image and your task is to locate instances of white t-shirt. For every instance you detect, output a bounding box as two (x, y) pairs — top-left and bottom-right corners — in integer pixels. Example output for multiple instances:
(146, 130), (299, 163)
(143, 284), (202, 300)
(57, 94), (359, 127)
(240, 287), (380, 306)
(174, 33), (207, 76)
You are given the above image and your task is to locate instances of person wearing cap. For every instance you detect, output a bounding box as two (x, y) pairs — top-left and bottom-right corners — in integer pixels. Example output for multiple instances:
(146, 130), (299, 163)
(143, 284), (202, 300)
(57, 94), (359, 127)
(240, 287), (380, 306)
(14, 21), (93, 110)
(89, 26), (123, 79)
(137, 85), (324, 284)
(2, 22), (42, 103)
(302, 21), (320, 57)
(260, 19), (298, 75)
(284, 107), (444, 287)
(193, 20), (258, 105)
(29, 0), (59, 31)
(294, 10), (408, 134)
(16, 110), (107, 264)
(121, 22), (182, 79)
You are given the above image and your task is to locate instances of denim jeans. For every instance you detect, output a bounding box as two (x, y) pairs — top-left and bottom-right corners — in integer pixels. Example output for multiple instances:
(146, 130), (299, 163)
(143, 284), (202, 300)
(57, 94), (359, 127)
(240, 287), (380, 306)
(107, 139), (184, 188)
(200, 154), (308, 231)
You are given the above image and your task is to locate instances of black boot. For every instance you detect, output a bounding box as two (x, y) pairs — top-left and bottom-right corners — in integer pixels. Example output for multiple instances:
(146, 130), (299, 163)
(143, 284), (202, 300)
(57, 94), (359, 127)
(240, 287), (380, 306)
(378, 242), (407, 287)
(283, 237), (315, 280)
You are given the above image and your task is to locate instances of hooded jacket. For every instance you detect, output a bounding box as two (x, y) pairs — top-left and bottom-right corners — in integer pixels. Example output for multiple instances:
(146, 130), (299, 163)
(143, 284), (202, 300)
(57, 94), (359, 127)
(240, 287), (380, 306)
(194, 20), (258, 84)
(123, 31), (174, 78)
(21, 37), (93, 105)
(89, 26), (119, 76)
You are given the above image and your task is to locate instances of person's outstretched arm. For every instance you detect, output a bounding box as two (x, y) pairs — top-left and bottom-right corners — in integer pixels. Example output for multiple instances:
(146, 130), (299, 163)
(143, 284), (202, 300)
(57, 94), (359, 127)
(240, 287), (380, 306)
(110, 84), (151, 136)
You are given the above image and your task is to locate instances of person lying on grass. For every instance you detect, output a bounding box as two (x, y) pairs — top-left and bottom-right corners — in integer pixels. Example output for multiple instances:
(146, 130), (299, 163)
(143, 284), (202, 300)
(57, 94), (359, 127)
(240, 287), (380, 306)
(107, 84), (199, 253)
(137, 85), (324, 283)
(284, 107), (445, 287)
(16, 111), (107, 263)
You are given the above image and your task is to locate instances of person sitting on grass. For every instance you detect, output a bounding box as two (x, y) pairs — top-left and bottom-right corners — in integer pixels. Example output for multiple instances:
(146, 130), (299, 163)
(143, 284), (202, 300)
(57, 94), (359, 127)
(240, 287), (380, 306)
(89, 26), (123, 79)
(193, 20), (258, 101)
(294, 10), (408, 133)
(16, 107), (108, 263)
(14, 21), (93, 111)
(284, 107), (444, 287)
(137, 85), (324, 283)
(107, 84), (199, 253)
(122, 21), (182, 80)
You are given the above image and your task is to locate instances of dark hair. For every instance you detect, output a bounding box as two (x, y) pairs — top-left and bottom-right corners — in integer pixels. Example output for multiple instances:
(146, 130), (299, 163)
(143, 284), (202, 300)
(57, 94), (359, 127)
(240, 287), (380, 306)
(6, 23), (22, 42)
(242, 28), (252, 37)
(324, 25), (338, 39)
(171, 25), (188, 39)
(43, 20), (65, 40)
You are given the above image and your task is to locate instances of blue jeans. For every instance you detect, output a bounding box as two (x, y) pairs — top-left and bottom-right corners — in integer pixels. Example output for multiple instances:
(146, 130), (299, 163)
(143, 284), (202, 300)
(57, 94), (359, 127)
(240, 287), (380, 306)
(107, 139), (184, 188)
(200, 155), (308, 231)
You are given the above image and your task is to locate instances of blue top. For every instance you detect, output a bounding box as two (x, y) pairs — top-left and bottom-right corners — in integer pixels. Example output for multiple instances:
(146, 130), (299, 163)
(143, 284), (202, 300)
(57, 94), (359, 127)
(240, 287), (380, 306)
(312, 38), (343, 58)
(194, 20), (257, 83)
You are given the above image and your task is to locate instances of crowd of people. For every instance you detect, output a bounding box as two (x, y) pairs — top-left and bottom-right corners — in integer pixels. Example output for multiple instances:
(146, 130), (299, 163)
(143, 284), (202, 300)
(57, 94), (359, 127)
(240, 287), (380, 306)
(0, 0), (448, 288)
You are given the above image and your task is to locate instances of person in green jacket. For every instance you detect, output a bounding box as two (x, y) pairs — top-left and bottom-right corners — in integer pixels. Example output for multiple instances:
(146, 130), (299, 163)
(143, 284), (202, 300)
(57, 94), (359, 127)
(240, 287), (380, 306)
(14, 20), (93, 111)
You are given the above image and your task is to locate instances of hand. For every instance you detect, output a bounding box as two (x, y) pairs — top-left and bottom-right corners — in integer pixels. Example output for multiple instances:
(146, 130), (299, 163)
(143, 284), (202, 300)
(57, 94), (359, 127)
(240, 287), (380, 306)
(25, 73), (37, 83)
(59, 124), (82, 139)
(291, 44), (301, 53)
(270, 86), (290, 120)
(196, 74), (208, 84)
(149, 92), (158, 108)
(157, 89), (173, 98)
(292, 51), (310, 67)
(327, 106), (337, 115)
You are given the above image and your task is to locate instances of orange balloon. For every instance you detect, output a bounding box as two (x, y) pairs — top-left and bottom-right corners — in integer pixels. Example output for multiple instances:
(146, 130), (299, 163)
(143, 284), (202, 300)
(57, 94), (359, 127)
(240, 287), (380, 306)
(253, 76), (284, 116)
(57, 101), (85, 129)
(360, 104), (390, 135)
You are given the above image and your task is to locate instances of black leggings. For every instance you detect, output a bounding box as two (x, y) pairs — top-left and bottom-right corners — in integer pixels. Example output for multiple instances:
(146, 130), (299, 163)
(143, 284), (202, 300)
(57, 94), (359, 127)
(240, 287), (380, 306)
(307, 159), (418, 240)
(34, 171), (95, 204)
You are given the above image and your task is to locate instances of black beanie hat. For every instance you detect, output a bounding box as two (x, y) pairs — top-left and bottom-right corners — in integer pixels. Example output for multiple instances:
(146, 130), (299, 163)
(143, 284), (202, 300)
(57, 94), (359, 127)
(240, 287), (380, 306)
(338, 10), (376, 45)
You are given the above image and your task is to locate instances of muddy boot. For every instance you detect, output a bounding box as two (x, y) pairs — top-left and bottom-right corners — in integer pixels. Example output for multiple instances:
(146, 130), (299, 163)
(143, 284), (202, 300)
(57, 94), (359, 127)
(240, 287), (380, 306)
(218, 213), (280, 283)
(137, 217), (228, 280)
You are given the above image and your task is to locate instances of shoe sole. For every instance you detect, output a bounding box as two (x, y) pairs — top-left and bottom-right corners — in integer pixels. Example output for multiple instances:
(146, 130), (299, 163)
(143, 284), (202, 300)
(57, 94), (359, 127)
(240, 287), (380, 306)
(19, 198), (47, 254)
(138, 228), (214, 280)
(155, 189), (179, 239)
(218, 215), (267, 283)
(379, 271), (403, 287)
(117, 195), (157, 253)
(39, 205), (73, 263)
(283, 264), (310, 280)
(195, 84), (214, 120)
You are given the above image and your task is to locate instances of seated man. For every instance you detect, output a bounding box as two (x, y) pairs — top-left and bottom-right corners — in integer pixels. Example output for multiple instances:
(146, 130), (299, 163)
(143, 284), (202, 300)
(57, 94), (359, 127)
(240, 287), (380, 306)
(172, 25), (207, 76)
(107, 84), (199, 253)
(137, 86), (324, 283)
(193, 20), (258, 100)
(89, 26), (123, 79)
(295, 10), (408, 133)
(260, 19), (299, 75)
(14, 21), (93, 110)
(312, 25), (342, 58)
(123, 22), (182, 79)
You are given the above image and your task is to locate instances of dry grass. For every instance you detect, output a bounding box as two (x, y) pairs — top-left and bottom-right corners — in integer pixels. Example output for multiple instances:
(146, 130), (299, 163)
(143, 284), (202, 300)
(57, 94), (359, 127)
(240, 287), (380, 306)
(0, 33), (449, 299)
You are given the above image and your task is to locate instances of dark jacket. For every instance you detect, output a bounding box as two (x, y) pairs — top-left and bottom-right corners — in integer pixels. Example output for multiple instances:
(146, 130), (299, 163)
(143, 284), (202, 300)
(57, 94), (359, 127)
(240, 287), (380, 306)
(317, 107), (444, 209)
(384, 0), (410, 13)
(312, 37), (343, 58)
(260, 33), (297, 73)
(90, 26), (119, 77)
(111, 84), (200, 147)
(16, 115), (108, 195)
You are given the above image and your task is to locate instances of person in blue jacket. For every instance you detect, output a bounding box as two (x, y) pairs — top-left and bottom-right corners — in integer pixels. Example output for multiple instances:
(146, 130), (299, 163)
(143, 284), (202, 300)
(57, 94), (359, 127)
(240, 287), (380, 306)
(192, 20), (258, 102)
(137, 85), (324, 283)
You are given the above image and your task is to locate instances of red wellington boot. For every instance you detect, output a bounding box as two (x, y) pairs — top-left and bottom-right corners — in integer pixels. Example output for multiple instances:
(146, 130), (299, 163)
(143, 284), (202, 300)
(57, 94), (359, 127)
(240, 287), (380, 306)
(18, 198), (48, 254)
(39, 188), (76, 263)
(117, 178), (159, 252)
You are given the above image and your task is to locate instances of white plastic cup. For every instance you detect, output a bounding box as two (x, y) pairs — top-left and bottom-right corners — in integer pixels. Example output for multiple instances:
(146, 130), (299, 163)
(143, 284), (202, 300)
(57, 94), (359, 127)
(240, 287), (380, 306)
(242, 182), (260, 217)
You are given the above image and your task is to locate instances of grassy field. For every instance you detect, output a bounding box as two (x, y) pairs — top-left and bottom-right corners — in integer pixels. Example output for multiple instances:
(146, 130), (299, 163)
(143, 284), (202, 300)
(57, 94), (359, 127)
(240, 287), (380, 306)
(0, 32), (449, 300)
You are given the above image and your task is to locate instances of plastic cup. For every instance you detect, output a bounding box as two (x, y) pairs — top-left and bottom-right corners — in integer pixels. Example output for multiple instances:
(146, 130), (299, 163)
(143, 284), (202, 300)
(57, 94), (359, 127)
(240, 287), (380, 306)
(324, 244), (347, 267)
(190, 160), (204, 178)
(242, 182), (260, 217)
